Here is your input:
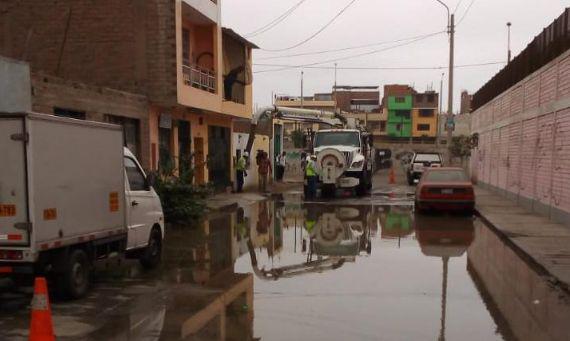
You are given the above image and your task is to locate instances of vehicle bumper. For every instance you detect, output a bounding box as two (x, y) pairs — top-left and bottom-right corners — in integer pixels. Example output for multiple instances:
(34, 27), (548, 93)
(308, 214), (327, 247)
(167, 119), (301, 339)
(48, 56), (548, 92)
(416, 200), (475, 211)
(0, 262), (34, 276)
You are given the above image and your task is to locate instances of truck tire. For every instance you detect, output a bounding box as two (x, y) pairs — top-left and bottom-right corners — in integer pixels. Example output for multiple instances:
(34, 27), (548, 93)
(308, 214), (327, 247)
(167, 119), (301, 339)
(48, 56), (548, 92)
(407, 173), (414, 186)
(321, 184), (335, 198)
(140, 228), (162, 269)
(63, 249), (91, 299)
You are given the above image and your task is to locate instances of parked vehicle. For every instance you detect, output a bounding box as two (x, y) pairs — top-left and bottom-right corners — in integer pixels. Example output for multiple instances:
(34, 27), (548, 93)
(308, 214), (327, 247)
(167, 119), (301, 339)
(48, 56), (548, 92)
(0, 113), (164, 298)
(414, 167), (475, 214)
(406, 152), (443, 185)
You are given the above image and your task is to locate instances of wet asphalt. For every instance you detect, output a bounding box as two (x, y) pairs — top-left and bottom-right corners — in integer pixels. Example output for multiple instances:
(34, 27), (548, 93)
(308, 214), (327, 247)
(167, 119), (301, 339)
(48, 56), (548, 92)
(1, 177), (569, 340)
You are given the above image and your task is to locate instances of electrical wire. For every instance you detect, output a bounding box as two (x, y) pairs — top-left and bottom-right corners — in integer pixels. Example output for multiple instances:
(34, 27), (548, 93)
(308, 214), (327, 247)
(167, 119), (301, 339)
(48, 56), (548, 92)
(253, 61), (505, 73)
(260, 0), (360, 52)
(245, 0), (308, 38)
(457, 0), (476, 26)
(254, 31), (444, 73)
(256, 30), (446, 60)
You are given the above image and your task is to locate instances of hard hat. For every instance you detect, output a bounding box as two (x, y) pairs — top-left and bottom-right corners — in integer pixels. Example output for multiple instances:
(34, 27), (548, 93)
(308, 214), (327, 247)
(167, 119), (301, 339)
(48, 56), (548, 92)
(310, 155), (317, 160)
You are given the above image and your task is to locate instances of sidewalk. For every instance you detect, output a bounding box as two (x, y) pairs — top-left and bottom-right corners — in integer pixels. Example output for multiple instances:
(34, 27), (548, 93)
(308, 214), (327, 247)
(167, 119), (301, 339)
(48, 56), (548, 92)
(206, 181), (302, 211)
(475, 186), (570, 294)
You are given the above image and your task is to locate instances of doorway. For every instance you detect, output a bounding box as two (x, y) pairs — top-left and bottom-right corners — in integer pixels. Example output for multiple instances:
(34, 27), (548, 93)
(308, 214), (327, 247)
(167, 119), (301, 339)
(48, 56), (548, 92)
(208, 126), (231, 190)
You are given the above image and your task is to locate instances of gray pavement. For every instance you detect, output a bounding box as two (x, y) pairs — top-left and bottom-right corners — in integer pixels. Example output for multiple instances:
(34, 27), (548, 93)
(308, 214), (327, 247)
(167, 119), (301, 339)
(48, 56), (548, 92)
(475, 186), (570, 294)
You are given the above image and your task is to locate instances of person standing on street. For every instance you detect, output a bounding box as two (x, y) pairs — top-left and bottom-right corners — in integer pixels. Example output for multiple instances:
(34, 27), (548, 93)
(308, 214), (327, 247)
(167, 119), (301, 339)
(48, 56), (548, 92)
(305, 155), (318, 199)
(276, 151), (287, 181)
(236, 152), (248, 193)
(258, 151), (272, 193)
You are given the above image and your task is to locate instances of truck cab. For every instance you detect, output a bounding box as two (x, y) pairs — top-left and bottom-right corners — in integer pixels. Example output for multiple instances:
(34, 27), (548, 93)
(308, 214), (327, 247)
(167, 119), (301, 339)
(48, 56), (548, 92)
(312, 129), (374, 197)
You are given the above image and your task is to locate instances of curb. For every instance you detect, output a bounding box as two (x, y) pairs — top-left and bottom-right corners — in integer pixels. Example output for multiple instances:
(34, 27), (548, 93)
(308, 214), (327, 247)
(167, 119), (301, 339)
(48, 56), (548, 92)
(475, 207), (570, 295)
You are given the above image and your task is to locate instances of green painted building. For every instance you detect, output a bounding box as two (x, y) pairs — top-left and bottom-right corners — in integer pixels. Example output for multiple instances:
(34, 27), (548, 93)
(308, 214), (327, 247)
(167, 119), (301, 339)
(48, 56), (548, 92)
(386, 95), (412, 137)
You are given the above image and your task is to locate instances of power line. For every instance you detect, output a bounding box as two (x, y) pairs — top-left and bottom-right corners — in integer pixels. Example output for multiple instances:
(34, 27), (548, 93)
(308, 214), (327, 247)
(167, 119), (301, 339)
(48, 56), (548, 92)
(254, 31), (444, 73)
(253, 61), (505, 73)
(260, 0), (360, 52)
(457, 0), (476, 26)
(245, 0), (308, 38)
(256, 30), (446, 60)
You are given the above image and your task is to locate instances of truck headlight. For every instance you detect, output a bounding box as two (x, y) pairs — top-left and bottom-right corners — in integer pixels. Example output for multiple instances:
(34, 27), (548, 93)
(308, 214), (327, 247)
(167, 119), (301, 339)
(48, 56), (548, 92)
(351, 160), (364, 169)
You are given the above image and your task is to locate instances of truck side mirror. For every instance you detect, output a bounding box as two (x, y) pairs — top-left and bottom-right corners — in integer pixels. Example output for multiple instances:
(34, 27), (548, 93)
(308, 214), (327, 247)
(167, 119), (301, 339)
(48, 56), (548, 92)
(146, 173), (157, 190)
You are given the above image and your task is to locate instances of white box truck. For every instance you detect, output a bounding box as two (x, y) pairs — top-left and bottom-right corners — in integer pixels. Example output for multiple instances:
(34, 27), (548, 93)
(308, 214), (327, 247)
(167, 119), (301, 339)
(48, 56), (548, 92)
(0, 113), (164, 298)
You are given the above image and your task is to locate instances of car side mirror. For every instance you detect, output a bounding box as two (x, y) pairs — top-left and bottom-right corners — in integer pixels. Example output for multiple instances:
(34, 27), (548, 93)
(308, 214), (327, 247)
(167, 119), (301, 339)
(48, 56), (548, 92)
(146, 173), (157, 190)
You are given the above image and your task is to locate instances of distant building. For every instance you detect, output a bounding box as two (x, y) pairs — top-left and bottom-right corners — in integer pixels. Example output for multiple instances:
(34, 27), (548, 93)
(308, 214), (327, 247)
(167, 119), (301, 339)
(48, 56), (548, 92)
(460, 90), (473, 114)
(383, 84), (439, 139)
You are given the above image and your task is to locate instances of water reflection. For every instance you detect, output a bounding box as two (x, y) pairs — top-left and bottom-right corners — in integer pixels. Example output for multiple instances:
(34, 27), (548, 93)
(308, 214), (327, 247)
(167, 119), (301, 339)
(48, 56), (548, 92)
(413, 214), (475, 341)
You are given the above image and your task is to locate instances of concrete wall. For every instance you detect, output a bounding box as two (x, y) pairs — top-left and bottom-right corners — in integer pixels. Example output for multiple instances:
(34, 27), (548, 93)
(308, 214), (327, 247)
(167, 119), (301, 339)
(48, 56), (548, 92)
(471, 49), (570, 227)
(0, 56), (31, 112)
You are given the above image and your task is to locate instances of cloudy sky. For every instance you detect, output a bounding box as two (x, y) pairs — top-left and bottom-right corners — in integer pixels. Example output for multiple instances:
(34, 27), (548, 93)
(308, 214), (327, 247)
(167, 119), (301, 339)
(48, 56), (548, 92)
(222, 0), (568, 111)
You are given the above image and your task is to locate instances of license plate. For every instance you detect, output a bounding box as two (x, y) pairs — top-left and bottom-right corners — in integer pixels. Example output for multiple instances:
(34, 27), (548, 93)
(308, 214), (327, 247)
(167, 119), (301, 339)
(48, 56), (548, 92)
(442, 188), (454, 194)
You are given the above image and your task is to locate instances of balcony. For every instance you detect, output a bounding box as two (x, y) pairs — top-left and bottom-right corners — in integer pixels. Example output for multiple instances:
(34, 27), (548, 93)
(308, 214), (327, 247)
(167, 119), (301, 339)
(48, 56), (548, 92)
(182, 64), (216, 93)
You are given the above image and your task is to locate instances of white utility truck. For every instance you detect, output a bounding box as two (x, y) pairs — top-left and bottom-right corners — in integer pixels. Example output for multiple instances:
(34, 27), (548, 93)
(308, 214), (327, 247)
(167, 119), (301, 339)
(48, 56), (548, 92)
(0, 113), (164, 298)
(313, 129), (374, 197)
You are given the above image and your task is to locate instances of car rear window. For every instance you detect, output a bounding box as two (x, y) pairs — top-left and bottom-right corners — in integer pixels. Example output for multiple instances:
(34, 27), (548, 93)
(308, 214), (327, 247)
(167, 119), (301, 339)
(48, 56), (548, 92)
(414, 154), (441, 162)
(424, 170), (468, 182)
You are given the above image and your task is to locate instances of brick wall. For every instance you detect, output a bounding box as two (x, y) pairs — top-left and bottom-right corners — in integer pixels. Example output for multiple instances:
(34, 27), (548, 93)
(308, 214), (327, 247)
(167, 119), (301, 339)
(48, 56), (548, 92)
(471, 49), (570, 227)
(0, 0), (177, 106)
(30, 72), (151, 168)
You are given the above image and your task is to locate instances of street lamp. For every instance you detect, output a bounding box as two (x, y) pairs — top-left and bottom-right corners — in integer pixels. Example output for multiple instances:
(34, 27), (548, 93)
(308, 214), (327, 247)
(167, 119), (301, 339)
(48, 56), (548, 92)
(433, 0), (454, 153)
(507, 22), (512, 63)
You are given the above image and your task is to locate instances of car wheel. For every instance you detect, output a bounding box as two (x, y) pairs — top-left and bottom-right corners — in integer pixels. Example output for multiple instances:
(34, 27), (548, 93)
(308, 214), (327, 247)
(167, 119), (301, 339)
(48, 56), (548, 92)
(140, 228), (162, 269)
(63, 249), (91, 299)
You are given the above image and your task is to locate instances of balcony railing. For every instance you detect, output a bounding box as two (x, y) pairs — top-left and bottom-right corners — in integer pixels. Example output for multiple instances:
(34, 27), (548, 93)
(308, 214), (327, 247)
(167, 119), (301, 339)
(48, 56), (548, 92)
(182, 64), (216, 93)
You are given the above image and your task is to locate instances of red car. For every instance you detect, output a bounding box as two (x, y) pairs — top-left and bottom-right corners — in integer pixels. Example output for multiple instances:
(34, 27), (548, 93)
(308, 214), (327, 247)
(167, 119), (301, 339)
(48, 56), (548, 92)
(415, 167), (475, 214)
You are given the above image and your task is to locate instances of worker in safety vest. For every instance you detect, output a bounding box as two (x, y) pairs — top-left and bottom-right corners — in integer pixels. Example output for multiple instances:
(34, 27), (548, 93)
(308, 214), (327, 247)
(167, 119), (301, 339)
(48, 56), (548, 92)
(236, 152), (248, 193)
(305, 155), (318, 199)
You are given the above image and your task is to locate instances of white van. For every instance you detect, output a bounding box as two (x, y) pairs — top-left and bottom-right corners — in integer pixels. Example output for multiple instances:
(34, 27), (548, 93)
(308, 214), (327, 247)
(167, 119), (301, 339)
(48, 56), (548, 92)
(0, 112), (164, 298)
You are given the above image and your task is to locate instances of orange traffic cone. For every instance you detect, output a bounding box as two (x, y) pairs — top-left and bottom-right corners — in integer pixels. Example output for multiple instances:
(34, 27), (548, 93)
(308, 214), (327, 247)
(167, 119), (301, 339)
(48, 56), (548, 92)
(29, 277), (55, 341)
(389, 167), (396, 184)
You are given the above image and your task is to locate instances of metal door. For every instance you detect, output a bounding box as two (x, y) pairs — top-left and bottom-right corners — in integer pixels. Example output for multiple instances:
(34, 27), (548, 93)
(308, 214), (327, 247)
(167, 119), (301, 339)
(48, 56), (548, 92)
(0, 116), (30, 246)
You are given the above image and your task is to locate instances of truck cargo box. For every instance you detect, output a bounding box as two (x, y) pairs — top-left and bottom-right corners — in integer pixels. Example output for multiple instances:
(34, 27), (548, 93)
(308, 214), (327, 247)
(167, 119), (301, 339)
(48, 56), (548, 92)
(0, 113), (126, 259)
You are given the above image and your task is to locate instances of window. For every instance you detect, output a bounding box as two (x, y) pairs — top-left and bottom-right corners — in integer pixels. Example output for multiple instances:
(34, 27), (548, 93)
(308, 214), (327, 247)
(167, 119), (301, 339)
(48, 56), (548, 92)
(424, 169), (468, 182)
(395, 110), (410, 119)
(419, 109), (434, 117)
(417, 124), (430, 131)
(105, 115), (141, 159)
(396, 123), (402, 131)
(124, 157), (147, 191)
(427, 94), (435, 103)
(53, 107), (86, 120)
(182, 28), (190, 66)
(395, 97), (405, 103)
(380, 121), (386, 131)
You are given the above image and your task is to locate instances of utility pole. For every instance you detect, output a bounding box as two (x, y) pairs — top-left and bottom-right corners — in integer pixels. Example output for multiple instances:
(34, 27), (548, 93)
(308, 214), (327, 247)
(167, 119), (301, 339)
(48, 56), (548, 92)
(437, 72), (444, 147)
(446, 13), (454, 149)
(507, 22), (512, 63)
(301, 70), (304, 108)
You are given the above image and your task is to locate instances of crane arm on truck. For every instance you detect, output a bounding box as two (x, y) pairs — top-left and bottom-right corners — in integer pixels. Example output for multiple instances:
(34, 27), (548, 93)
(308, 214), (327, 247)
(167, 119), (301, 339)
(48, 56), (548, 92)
(245, 105), (345, 155)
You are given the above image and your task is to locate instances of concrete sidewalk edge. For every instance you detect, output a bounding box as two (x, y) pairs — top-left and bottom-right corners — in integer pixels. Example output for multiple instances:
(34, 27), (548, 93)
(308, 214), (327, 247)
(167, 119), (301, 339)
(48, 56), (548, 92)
(475, 208), (570, 295)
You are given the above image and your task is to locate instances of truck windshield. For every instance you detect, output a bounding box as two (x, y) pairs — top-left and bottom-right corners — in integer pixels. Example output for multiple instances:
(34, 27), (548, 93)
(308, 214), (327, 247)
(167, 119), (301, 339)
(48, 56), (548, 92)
(314, 132), (360, 148)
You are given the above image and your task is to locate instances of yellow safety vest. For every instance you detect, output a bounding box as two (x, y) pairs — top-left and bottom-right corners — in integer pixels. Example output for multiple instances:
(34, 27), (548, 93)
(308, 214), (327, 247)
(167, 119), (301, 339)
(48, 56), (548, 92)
(237, 157), (246, 171)
(306, 160), (317, 177)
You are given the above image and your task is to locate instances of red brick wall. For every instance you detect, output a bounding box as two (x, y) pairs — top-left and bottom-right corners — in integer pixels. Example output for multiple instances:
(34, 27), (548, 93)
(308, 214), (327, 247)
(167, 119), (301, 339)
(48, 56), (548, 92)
(0, 0), (176, 105)
(333, 90), (380, 112)
(471, 50), (570, 225)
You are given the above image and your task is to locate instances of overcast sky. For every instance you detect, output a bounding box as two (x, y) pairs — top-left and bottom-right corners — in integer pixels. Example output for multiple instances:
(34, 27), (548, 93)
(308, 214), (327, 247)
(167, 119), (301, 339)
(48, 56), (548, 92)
(222, 0), (568, 112)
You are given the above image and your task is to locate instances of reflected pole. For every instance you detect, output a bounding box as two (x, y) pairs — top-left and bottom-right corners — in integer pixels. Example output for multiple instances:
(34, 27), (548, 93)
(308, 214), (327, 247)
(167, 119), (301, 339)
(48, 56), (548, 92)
(438, 256), (449, 341)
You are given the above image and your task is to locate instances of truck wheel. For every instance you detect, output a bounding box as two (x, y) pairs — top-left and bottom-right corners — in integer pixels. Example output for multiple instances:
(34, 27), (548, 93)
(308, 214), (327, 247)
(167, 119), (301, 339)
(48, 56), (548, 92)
(407, 174), (414, 186)
(140, 228), (162, 269)
(322, 184), (335, 198)
(63, 249), (91, 299)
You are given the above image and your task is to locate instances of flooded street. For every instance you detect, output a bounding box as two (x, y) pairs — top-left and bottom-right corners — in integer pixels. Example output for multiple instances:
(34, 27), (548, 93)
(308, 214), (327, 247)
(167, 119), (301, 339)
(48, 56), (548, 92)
(1, 192), (570, 340)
